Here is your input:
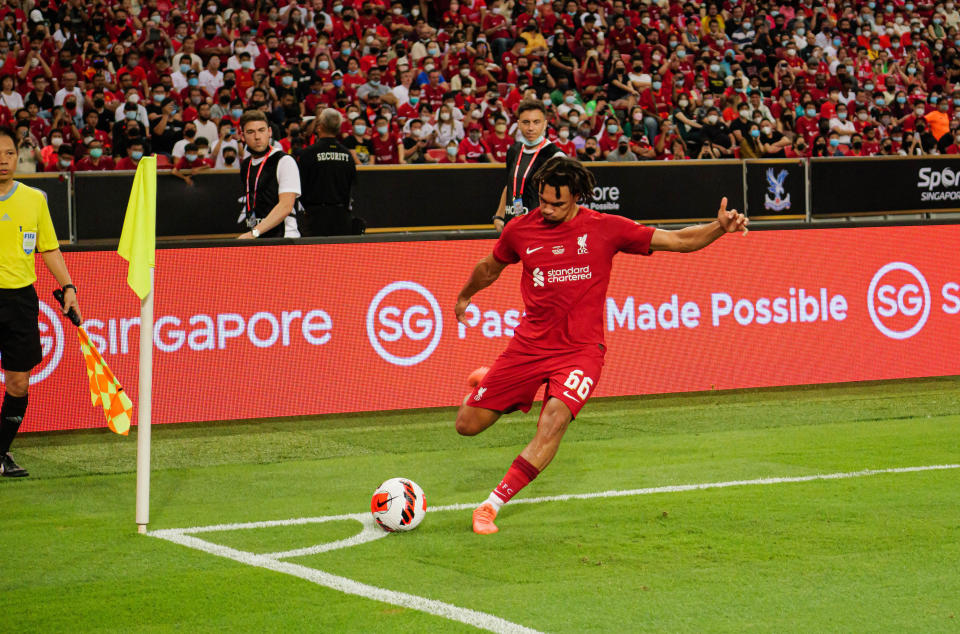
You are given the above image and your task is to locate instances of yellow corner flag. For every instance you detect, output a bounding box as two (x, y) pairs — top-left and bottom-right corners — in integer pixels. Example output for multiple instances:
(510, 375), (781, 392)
(78, 328), (133, 435)
(117, 156), (157, 300)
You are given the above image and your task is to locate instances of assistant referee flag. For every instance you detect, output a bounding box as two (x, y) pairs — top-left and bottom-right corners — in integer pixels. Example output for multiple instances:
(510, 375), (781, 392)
(117, 156), (156, 300)
(78, 328), (133, 435)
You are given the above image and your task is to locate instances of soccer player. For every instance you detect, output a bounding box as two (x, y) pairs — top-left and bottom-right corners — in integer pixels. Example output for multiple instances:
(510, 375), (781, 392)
(0, 126), (82, 477)
(454, 156), (748, 534)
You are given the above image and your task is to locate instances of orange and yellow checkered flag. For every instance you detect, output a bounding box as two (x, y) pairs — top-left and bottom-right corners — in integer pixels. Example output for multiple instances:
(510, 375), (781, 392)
(78, 328), (133, 435)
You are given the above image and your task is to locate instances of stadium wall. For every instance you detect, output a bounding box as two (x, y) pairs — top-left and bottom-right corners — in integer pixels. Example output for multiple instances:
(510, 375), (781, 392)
(20, 224), (960, 432)
(55, 155), (960, 240)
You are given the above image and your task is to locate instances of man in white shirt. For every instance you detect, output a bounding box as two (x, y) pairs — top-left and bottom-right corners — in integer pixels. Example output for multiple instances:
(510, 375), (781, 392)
(113, 90), (150, 127)
(53, 70), (85, 118)
(193, 102), (220, 146)
(226, 29), (261, 69)
(198, 55), (225, 98)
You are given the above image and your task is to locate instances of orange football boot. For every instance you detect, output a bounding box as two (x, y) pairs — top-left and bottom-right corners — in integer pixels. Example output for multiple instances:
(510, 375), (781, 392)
(472, 502), (499, 534)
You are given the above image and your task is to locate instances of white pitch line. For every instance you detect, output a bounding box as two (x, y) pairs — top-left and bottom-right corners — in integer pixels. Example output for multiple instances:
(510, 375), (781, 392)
(149, 464), (958, 634)
(151, 530), (543, 634)
(429, 463), (960, 513)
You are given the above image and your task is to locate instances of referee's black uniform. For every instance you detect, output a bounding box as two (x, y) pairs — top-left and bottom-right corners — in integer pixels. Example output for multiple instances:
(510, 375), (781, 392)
(298, 137), (357, 236)
(504, 140), (564, 220)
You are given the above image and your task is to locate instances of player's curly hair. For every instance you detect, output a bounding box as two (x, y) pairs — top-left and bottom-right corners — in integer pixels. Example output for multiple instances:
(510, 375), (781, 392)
(532, 156), (597, 204)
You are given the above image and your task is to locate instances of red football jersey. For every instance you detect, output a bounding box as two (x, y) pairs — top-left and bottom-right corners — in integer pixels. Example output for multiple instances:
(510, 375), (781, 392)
(492, 207), (655, 352)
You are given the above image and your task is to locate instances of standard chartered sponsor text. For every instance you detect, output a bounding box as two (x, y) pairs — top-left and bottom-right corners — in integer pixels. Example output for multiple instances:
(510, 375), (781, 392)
(83, 308), (333, 354)
(547, 266), (592, 283)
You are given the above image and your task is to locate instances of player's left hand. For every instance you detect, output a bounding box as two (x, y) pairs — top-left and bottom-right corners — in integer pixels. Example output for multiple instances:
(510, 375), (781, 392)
(237, 231), (253, 239)
(717, 197), (749, 235)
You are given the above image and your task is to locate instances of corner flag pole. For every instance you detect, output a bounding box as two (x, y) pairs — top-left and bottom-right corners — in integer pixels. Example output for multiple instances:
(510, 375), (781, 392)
(135, 270), (153, 534)
(117, 156), (157, 534)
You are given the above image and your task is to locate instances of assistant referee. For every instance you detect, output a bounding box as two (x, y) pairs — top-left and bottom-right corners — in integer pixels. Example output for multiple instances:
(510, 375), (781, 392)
(298, 108), (358, 236)
(0, 126), (81, 477)
(492, 99), (565, 234)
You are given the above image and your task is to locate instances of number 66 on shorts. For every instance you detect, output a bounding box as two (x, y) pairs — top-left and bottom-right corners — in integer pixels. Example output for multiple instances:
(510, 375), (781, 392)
(563, 369), (594, 401)
(468, 345), (605, 418)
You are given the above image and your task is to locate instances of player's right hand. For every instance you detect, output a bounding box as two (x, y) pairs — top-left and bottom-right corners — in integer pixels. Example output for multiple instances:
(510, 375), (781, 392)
(455, 296), (471, 324)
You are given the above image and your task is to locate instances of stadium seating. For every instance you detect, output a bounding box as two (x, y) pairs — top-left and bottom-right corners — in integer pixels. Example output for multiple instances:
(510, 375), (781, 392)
(5, 0), (958, 170)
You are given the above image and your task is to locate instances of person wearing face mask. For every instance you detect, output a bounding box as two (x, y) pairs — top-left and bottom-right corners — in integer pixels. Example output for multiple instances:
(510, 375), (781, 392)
(171, 120), (199, 160)
(401, 118), (434, 164)
(356, 67), (399, 106)
(699, 107), (735, 157)
(210, 119), (240, 166)
(492, 99), (564, 233)
(198, 54), (225, 99)
(757, 119), (789, 158)
(298, 108), (360, 236)
(729, 101), (754, 145)
(343, 114), (376, 165)
(75, 140), (115, 171)
(196, 19), (231, 60)
(151, 97), (184, 157)
(226, 29), (261, 70)
(114, 140), (146, 170)
(923, 98), (952, 141)
(484, 115), (513, 162)
(598, 117), (625, 156)
(173, 140), (213, 185)
(605, 134), (639, 161)
(111, 103), (147, 156)
(433, 103), (465, 149)
(794, 102), (821, 146)
(828, 104), (856, 144)
(459, 122), (494, 162)
(370, 115), (404, 164)
(552, 123), (577, 156)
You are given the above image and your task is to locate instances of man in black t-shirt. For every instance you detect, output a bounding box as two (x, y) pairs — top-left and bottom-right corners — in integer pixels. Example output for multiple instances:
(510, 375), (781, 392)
(493, 99), (564, 235)
(342, 116), (376, 165)
(298, 109), (358, 236)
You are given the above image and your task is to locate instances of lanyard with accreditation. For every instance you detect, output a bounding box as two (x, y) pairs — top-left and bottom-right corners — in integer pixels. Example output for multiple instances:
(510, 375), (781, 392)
(510, 140), (548, 217)
(241, 147), (275, 228)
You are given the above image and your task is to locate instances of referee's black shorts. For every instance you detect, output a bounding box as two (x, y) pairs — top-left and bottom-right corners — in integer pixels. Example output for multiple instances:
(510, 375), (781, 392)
(0, 285), (42, 373)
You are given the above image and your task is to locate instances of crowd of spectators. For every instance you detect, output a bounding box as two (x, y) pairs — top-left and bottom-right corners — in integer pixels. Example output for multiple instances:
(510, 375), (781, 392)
(4, 0), (960, 173)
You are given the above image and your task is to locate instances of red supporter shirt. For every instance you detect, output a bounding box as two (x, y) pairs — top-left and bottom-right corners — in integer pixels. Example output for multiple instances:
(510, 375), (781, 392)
(372, 133), (401, 164)
(484, 131), (513, 162)
(114, 157), (140, 170)
(492, 207), (655, 352)
(174, 156), (212, 170)
(458, 136), (489, 162)
(74, 156), (116, 172)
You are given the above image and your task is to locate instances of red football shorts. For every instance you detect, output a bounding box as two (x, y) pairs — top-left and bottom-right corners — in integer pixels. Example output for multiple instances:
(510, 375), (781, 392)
(467, 343), (606, 418)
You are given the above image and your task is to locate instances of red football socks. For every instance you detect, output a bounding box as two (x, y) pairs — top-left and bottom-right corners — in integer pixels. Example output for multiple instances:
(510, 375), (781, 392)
(489, 455), (540, 508)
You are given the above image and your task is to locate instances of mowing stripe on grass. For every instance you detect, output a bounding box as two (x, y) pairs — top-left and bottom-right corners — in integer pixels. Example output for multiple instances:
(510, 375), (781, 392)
(149, 464), (958, 634)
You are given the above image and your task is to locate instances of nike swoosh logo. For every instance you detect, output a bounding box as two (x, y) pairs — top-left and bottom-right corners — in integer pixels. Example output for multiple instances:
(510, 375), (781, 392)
(526, 246), (543, 254)
(562, 391), (581, 402)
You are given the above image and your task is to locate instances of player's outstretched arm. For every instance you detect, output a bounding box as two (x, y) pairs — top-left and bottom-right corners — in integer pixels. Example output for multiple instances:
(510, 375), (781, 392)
(455, 254), (508, 323)
(650, 197), (748, 253)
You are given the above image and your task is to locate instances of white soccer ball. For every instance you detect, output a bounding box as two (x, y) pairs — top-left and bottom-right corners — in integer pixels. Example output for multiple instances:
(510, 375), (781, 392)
(370, 477), (427, 532)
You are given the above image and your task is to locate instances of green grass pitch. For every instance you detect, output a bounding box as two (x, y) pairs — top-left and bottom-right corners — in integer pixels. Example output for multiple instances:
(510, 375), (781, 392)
(2, 377), (959, 632)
